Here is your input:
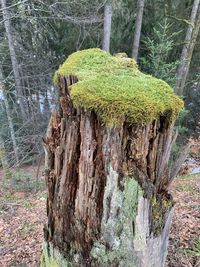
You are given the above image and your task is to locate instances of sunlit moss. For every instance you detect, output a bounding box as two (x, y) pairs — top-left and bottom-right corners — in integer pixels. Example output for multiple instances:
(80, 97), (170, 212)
(54, 48), (183, 126)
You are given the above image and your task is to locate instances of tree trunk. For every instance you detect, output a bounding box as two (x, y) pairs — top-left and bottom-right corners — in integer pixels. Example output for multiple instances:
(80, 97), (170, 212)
(102, 1), (112, 52)
(175, 0), (200, 95)
(1, 0), (27, 121)
(0, 137), (12, 179)
(132, 0), (145, 60)
(0, 65), (19, 165)
(41, 74), (178, 267)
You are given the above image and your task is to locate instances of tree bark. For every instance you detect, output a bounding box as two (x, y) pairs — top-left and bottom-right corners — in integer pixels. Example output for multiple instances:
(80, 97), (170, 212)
(1, 0), (27, 121)
(0, 137), (12, 179)
(102, 1), (112, 53)
(41, 75), (178, 267)
(0, 65), (19, 165)
(132, 0), (145, 60)
(175, 0), (200, 96)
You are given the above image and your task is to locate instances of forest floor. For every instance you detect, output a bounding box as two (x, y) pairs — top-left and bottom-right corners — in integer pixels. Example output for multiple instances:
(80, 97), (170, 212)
(166, 172), (200, 267)
(0, 165), (47, 267)
(0, 165), (199, 267)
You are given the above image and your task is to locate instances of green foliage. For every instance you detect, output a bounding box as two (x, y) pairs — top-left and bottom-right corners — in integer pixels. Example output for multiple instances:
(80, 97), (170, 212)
(169, 142), (180, 166)
(175, 183), (195, 193)
(54, 48), (183, 125)
(0, 192), (19, 201)
(141, 20), (181, 87)
(183, 84), (200, 137)
(111, 0), (136, 55)
(175, 108), (189, 136)
(178, 173), (199, 180)
(23, 199), (36, 209)
(3, 170), (45, 192)
(186, 237), (200, 257)
(18, 222), (34, 236)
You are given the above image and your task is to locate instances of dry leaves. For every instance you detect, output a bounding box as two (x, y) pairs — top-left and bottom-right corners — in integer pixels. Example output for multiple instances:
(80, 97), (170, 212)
(166, 174), (200, 267)
(0, 194), (46, 267)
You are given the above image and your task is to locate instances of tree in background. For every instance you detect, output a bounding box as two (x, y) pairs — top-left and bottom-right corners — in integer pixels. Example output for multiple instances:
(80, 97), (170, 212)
(132, 0), (145, 60)
(184, 82), (200, 137)
(0, 64), (19, 165)
(0, 0), (199, 169)
(0, 136), (11, 179)
(140, 19), (180, 87)
(102, 0), (112, 52)
(1, 0), (27, 121)
(175, 0), (200, 96)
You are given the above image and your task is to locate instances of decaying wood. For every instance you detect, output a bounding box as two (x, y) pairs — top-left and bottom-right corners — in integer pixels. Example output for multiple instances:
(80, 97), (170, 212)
(42, 75), (180, 267)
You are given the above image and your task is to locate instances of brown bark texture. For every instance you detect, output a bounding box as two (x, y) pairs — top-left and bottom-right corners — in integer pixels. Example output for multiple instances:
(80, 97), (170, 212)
(42, 75), (179, 267)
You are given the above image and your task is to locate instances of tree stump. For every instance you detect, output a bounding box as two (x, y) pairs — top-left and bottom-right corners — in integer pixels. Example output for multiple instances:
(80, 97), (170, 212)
(41, 49), (183, 267)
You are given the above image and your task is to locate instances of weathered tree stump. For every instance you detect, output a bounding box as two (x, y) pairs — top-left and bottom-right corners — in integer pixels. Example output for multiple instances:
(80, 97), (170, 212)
(41, 49), (183, 267)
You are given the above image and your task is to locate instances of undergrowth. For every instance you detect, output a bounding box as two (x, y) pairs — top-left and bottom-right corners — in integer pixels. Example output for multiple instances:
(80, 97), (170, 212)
(3, 170), (45, 193)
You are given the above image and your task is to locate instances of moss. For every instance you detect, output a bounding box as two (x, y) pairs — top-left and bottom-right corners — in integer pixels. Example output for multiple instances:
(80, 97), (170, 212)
(40, 241), (70, 267)
(151, 195), (173, 236)
(54, 48), (183, 126)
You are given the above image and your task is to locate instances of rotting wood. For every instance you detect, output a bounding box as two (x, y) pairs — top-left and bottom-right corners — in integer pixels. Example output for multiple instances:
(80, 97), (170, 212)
(41, 74), (182, 267)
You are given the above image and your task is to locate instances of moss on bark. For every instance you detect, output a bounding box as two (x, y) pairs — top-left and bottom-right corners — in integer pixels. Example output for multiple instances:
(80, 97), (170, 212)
(40, 242), (70, 267)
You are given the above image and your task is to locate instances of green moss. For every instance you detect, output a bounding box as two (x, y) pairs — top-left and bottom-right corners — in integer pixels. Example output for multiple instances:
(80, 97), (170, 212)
(40, 253), (60, 267)
(40, 241), (70, 267)
(54, 48), (183, 125)
(151, 195), (173, 236)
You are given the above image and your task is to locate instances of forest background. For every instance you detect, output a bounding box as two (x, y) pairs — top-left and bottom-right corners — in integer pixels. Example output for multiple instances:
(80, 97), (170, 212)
(0, 0), (200, 169)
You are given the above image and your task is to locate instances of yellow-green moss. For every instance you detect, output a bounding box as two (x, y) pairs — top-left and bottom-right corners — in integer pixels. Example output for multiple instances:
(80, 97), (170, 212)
(54, 48), (183, 125)
(40, 241), (70, 267)
(151, 195), (173, 236)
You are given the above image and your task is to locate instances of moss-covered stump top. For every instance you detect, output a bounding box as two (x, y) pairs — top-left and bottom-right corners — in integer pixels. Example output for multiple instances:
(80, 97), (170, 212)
(54, 48), (183, 125)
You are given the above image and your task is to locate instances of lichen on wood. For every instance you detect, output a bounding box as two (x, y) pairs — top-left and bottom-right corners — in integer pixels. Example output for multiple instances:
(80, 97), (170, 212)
(90, 166), (141, 266)
(53, 48), (183, 126)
